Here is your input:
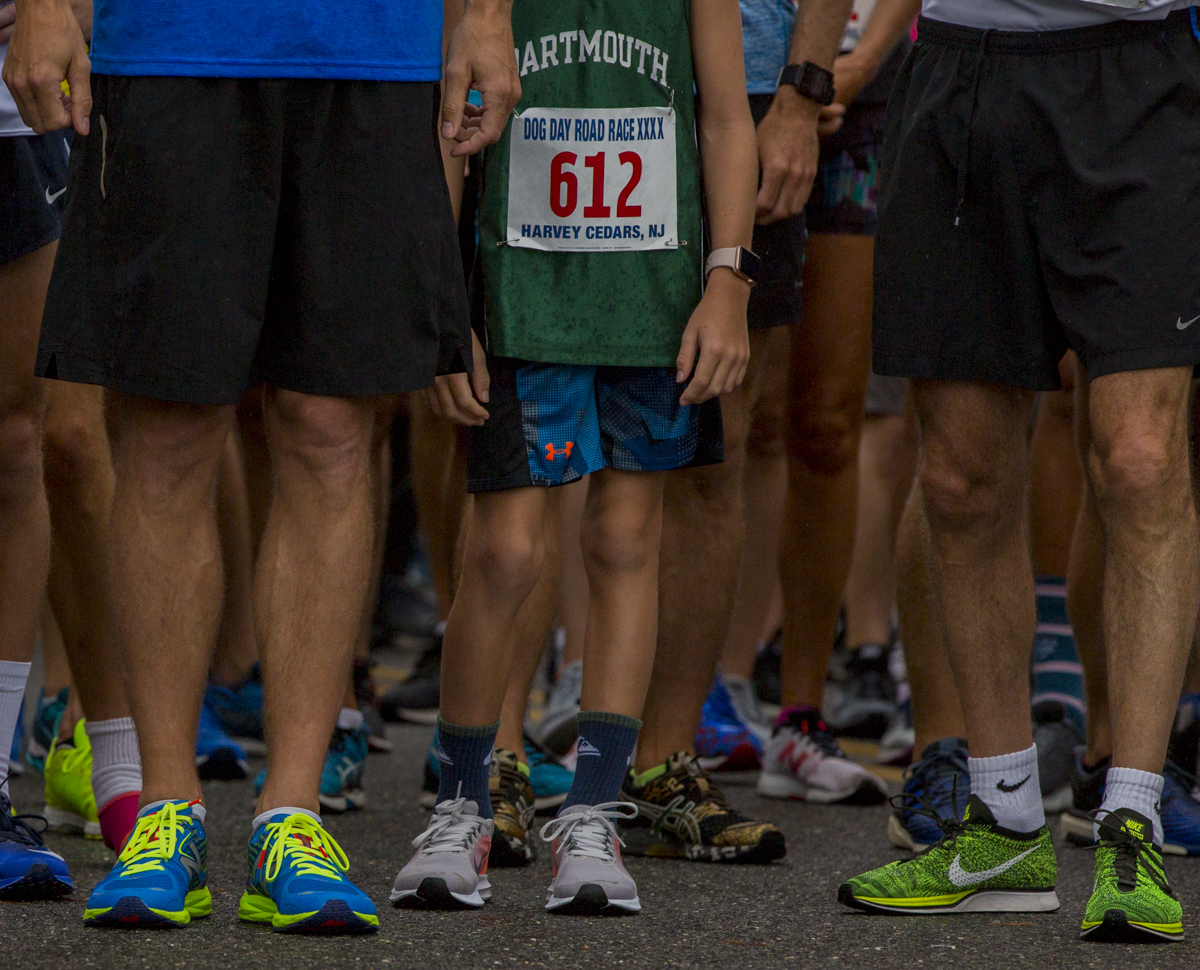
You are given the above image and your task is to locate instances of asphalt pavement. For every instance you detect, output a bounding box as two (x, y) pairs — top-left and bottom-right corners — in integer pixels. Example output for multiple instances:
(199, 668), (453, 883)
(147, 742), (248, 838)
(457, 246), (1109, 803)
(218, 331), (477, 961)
(8, 716), (1200, 970)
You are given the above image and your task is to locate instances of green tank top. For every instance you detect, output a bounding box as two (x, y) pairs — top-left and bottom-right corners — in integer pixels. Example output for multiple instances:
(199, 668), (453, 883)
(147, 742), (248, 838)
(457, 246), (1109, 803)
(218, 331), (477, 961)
(479, 0), (702, 367)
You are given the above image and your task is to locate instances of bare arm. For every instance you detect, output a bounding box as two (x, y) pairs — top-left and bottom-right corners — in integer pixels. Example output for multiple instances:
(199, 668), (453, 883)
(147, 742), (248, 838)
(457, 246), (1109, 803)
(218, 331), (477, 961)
(441, 0), (520, 157)
(3, 0), (91, 134)
(755, 0), (854, 224)
(677, 0), (758, 405)
(832, 0), (920, 106)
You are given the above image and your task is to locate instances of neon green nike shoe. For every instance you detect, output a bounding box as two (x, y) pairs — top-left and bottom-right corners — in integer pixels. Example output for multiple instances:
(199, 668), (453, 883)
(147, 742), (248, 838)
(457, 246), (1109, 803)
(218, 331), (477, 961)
(43, 719), (101, 839)
(1081, 808), (1183, 943)
(838, 794), (1059, 914)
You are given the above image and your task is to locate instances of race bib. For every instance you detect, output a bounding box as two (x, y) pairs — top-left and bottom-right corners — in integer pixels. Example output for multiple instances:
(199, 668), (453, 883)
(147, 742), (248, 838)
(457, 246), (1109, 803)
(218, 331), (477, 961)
(506, 106), (679, 252)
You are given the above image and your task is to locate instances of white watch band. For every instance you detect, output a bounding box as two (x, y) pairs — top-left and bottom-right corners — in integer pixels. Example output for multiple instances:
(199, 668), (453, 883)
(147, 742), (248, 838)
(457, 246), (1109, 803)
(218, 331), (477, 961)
(705, 247), (740, 279)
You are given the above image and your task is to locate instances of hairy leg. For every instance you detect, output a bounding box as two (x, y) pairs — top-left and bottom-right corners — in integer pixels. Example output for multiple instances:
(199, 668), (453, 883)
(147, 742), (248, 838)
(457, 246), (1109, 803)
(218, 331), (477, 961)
(210, 429), (259, 686)
(254, 389), (384, 815)
(1087, 367), (1198, 773)
(0, 242), (53, 665)
(106, 393), (236, 805)
(778, 234), (873, 708)
(579, 469), (668, 719)
(913, 379), (1037, 757)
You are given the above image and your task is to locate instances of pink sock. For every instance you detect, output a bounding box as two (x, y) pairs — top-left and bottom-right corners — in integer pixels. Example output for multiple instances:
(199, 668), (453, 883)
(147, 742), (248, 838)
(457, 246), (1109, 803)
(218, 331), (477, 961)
(99, 791), (140, 852)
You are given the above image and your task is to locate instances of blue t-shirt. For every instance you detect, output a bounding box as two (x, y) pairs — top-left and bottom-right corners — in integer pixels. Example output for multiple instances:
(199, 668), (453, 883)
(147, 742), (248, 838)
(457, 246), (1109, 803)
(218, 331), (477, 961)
(740, 0), (796, 95)
(88, 0), (442, 80)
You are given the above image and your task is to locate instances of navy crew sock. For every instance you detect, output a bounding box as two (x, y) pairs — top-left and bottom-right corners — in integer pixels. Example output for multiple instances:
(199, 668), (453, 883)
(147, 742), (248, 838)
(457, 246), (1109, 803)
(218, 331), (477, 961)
(1031, 575), (1085, 737)
(562, 711), (641, 811)
(434, 717), (498, 819)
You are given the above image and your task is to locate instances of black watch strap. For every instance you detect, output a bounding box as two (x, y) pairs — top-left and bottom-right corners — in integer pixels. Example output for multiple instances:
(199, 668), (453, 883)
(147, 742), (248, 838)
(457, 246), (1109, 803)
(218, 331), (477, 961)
(777, 61), (836, 107)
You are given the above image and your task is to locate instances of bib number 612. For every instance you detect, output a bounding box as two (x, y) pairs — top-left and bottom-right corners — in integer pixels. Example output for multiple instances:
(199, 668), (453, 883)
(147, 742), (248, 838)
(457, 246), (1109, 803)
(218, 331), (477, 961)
(550, 151), (642, 219)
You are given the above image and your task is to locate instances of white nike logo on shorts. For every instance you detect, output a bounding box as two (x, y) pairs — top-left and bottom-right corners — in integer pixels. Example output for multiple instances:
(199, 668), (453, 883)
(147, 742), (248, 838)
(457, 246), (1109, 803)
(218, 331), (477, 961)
(45, 186), (67, 205)
(1177, 314), (1200, 330)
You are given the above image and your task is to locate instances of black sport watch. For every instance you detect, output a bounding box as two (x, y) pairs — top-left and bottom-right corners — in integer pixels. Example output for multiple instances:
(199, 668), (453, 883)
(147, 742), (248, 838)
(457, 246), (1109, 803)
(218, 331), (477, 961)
(777, 61), (836, 107)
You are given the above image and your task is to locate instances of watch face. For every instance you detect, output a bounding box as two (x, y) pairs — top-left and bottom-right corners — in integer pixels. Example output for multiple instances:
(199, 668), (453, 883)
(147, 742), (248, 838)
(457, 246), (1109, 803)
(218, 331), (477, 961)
(739, 248), (762, 284)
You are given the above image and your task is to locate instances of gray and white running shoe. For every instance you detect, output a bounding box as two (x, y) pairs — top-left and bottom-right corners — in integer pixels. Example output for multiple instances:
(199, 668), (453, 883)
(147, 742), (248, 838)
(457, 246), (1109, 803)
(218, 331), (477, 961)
(540, 803), (641, 914)
(390, 797), (493, 909)
(533, 661), (583, 756)
(723, 674), (772, 747)
(1032, 700), (1083, 814)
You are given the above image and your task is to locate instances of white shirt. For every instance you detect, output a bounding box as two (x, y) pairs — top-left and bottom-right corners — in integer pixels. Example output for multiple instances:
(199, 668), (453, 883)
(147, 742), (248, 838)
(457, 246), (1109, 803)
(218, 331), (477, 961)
(0, 43), (35, 137)
(922, 0), (1192, 30)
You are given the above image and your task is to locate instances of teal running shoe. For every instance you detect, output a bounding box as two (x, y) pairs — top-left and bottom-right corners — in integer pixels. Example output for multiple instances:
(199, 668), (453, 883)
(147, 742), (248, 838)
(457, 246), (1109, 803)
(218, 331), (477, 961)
(25, 687), (67, 773)
(239, 812), (378, 934)
(83, 800), (211, 928)
(319, 725), (368, 814)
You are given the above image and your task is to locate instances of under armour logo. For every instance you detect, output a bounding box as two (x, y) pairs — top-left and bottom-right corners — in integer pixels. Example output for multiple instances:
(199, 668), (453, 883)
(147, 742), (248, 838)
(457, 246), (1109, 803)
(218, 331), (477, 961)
(545, 441), (574, 461)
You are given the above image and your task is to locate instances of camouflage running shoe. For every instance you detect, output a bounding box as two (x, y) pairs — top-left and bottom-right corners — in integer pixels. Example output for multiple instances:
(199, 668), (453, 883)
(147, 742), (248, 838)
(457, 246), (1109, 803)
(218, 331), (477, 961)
(620, 751), (786, 864)
(839, 794), (1059, 914)
(1081, 809), (1183, 943)
(489, 749), (536, 867)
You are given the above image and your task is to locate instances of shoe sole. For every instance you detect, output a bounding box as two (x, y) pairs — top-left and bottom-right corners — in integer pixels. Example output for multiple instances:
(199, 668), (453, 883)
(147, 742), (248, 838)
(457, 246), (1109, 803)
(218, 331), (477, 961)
(1041, 784), (1073, 814)
(84, 889), (211, 928)
(273, 899), (378, 935)
(390, 875), (491, 909)
(319, 787), (366, 814)
(1081, 909), (1183, 943)
(42, 804), (102, 839)
(886, 814), (934, 853)
(196, 748), (248, 781)
(546, 883), (640, 914)
(0, 863), (73, 901)
(757, 772), (889, 805)
(622, 826), (786, 864)
(696, 742), (762, 774)
(838, 884), (1060, 914)
(367, 735), (394, 753)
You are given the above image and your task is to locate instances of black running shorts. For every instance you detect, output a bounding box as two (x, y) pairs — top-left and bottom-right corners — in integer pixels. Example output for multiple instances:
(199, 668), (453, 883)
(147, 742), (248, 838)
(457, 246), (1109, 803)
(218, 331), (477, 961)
(37, 76), (470, 404)
(0, 130), (71, 266)
(874, 13), (1200, 389)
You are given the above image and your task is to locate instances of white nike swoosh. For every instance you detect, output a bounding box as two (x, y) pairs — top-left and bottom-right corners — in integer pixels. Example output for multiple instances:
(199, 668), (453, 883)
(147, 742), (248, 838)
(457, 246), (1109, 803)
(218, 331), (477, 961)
(45, 186), (67, 205)
(948, 846), (1039, 888)
(1178, 314), (1200, 330)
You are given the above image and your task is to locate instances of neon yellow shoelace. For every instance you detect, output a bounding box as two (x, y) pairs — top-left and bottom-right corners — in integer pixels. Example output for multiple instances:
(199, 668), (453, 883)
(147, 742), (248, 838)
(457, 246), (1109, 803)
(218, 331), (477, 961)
(263, 814), (350, 883)
(119, 801), (186, 875)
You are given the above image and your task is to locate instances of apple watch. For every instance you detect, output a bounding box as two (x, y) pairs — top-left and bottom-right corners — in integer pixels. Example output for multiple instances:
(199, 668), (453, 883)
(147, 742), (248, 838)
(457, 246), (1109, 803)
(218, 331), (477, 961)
(777, 61), (836, 107)
(705, 246), (761, 286)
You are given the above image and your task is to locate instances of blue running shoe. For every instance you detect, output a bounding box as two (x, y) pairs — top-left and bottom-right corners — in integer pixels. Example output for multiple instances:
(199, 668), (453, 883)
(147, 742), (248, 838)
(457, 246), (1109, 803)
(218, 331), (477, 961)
(203, 667), (264, 740)
(0, 788), (72, 900)
(9, 698), (25, 777)
(524, 737), (572, 811)
(196, 701), (249, 781)
(25, 687), (68, 773)
(319, 725), (368, 814)
(695, 675), (762, 773)
(83, 800), (210, 927)
(888, 737), (970, 852)
(239, 812), (378, 934)
(1160, 762), (1200, 856)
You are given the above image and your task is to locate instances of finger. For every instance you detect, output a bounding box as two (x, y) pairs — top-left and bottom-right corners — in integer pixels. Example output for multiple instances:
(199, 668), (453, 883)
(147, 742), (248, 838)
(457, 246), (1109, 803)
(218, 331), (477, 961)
(424, 386), (444, 419)
(67, 55), (91, 135)
(434, 379), (472, 425)
(0, 26), (13, 45)
(469, 358), (490, 404)
(675, 327), (699, 384)
(682, 345), (721, 406)
(452, 81), (518, 156)
(755, 165), (784, 221)
(440, 56), (469, 142)
(707, 358), (734, 400)
(449, 374), (489, 423)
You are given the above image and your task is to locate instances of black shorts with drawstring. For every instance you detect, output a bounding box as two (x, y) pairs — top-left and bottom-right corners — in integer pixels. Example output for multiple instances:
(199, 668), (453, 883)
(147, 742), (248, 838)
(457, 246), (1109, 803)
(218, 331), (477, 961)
(873, 12), (1200, 389)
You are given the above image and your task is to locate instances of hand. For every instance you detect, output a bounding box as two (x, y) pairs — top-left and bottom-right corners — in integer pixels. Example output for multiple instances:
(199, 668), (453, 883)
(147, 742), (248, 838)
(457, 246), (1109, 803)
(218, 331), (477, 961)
(676, 272), (751, 406)
(424, 329), (491, 426)
(754, 86), (819, 225)
(441, 0), (520, 157)
(817, 101), (846, 137)
(2, 0), (91, 134)
(0, 4), (15, 46)
(831, 50), (880, 108)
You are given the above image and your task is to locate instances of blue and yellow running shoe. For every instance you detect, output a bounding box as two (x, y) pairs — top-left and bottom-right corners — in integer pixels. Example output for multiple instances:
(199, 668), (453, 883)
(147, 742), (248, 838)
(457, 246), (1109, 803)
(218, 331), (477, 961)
(25, 687), (68, 773)
(195, 701), (249, 781)
(0, 788), (73, 900)
(239, 812), (378, 934)
(83, 799), (211, 927)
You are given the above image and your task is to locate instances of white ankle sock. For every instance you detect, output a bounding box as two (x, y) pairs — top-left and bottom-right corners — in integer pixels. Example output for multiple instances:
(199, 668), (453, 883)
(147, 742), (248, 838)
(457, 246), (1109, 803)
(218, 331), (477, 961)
(968, 744), (1045, 833)
(0, 661), (31, 798)
(337, 707), (364, 731)
(252, 806), (320, 834)
(1097, 766), (1164, 845)
(87, 717), (142, 811)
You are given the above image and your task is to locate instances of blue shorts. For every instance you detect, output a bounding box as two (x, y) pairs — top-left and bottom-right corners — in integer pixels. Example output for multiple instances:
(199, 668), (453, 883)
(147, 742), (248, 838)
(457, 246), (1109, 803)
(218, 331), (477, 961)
(465, 358), (724, 492)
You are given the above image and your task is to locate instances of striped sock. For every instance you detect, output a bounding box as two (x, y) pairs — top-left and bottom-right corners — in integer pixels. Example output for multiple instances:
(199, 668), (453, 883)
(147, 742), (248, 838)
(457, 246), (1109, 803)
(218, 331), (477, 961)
(1031, 576), (1085, 736)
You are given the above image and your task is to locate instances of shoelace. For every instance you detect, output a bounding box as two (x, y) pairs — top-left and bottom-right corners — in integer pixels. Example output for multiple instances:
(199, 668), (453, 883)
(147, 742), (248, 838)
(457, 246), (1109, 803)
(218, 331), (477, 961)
(888, 788), (969, 855)
(539, 802), (638, 861)
(263, 814), (350, 882)
(902, 748), (970, 818)
(413, 796), (487, 855)
(1090, 810), (1173, 896)
(0, 778), (51, 847)
(783, 716), (843, 760)
(119, 801), (189, 875)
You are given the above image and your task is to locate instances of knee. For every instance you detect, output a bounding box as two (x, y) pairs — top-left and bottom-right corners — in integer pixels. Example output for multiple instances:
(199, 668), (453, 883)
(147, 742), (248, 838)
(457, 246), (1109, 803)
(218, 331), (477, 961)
(580, 502), (660, 575)
(1089, 426), (1187, 516)
(787, 406), (860, 476)
(746, 403), (788, 461)
(42, 406), (107, 490)
(469, 518), (545, 601)
(918, 450), (1013, 537)
(269, 393), (374, 509)
(0, 407), (43, 503)
(111, 401), (231, 510)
